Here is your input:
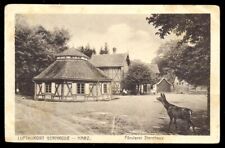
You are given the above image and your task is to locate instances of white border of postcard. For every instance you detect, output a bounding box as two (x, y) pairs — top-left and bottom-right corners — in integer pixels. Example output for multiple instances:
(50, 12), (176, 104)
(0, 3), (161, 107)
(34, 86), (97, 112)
(5, 5), (220, 143)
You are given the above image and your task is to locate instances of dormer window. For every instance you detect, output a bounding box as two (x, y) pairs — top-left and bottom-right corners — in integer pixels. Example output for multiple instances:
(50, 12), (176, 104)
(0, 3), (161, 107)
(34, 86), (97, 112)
(81, 57), (88, 60)
(56, 56), (66, 60)
(55, 48), (89, 61)
(56, 56), (88, 61)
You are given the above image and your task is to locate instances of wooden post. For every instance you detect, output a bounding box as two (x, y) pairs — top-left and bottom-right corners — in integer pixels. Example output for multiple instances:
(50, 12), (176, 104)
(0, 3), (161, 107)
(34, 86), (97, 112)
(34, 82), (37, 100)
(109, 82), (112, 100)
(61, 82), (64, 100)
(99, 83), (102, 100)
(41, 83), (44, 99)
(43, 82), (46, 100)
(96, 82), (98, 101)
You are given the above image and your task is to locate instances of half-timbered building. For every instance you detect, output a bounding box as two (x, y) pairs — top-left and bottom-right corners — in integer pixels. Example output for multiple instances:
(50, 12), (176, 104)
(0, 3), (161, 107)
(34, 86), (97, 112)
(90, 53), (130, 94)
(33, 48), (112, 101)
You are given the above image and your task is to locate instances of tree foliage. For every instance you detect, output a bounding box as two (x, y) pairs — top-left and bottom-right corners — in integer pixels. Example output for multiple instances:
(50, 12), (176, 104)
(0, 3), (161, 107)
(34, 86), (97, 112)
(147, 14), (210, 86)
(99, 42), (109, 54)
(152, 40), (179, 75)
(112, 47), (117, 53)
(121, 62), (152, 94)
(15, 17), (70, 95)
(147, 14), (210, 124)
(78, 44), (96, 58)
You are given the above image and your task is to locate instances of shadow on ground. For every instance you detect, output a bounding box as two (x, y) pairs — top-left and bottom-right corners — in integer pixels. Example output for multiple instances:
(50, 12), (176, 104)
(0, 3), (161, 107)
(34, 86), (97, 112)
(153, 110), (210, 135)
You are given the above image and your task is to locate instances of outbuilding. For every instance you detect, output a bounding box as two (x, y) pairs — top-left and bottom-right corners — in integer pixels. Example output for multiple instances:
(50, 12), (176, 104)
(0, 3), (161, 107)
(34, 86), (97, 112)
(33, 48), (112, 101)
(153, 78), (173, 93)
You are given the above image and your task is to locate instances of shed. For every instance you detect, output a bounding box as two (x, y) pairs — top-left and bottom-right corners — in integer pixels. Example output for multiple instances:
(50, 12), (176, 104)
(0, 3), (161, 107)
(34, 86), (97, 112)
(153, 78), (173, 93)
(33, 48), (112, 101)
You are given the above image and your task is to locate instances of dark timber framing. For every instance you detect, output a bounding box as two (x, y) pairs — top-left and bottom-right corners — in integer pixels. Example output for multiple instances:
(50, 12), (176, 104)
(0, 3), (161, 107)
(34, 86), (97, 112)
(33, 48), (112, 102)
(33, 80), (112, 101)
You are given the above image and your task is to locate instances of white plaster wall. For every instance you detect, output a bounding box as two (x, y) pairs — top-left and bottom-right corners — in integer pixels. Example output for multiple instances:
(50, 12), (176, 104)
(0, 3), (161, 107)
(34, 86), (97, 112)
(85, 83), (89, 95)
(72, 83), (77, 94)
(42, 82), (45, 93)
(64, 84), (69, 95)
(52, 82), (55, 94)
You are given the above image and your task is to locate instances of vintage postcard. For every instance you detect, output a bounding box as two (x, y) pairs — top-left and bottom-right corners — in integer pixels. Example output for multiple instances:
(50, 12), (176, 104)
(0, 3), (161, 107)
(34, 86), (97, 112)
(5, 5), (220, 143)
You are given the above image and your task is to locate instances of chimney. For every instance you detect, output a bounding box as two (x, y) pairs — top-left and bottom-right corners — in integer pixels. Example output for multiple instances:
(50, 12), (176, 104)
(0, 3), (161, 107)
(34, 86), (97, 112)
(113, 47), (117, 54)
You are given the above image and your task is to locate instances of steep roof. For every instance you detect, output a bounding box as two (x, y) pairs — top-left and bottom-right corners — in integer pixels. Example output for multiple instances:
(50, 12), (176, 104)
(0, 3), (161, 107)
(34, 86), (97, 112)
(148, 64), (160, 74)
(33, 60), (111, 82)
(156, 78), (173, 86)
(56, 48), (89, 58)
(90, 53), (128, 67)
(164, 74), (176, 84)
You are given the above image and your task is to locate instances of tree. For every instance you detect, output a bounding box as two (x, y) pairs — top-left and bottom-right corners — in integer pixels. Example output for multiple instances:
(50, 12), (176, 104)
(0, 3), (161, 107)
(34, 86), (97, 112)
(112, 47), (117, 53)
(147, 14), (210, 125)
(15, 17), (70, 95)
(51, 28), (70, 53)
(126, 55), (131, 66)
(152, 40), (179, 75)
(78, 44), (96, 58)
(121, 62), (152, 95)
(99, 42), (109, 54)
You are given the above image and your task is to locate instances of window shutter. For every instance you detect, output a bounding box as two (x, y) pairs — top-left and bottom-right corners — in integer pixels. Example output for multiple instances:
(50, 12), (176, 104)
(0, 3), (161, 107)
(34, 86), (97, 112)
(52, 82), (55, 94)
(42, 82), (45, 93)
(85, 83), (89, 95)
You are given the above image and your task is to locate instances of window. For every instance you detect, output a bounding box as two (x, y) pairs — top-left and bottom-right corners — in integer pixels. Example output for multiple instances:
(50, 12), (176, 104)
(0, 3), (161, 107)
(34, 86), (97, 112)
(103, 84), (107, 93)
(45, 83), (51, 93)
(81, 57), (88, 60)
(77, 83), (85, 94)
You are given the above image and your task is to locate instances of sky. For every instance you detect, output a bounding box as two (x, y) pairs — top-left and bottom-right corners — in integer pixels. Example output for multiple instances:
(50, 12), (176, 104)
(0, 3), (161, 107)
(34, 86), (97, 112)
(21, 14), (178, 63)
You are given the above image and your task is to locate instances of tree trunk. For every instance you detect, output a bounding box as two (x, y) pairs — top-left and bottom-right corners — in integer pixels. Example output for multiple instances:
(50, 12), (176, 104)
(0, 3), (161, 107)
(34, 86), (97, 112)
(207, 85), (210, 133)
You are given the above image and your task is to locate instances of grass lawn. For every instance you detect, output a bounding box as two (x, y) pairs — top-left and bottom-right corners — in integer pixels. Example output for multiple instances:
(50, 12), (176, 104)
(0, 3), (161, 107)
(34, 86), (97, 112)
(15, 93), (209, 135)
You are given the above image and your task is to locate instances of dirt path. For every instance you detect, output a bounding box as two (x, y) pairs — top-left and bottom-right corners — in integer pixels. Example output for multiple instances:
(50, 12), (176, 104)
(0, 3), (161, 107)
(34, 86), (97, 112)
(16, 99), (90, 135)
(15, 94), (208, 135)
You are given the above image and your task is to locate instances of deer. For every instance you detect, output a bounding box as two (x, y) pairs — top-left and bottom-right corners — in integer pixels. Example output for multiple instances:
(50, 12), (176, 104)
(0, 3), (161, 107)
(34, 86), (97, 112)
(156, 93), (195, 133)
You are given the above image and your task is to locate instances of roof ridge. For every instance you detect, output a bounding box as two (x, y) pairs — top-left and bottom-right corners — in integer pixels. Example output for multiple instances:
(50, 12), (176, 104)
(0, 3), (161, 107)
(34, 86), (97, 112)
(156, 77), (173, 85)
(90, 53), (128, 67)
(55, 47), (89, 58)
(92, 53), (127, 56)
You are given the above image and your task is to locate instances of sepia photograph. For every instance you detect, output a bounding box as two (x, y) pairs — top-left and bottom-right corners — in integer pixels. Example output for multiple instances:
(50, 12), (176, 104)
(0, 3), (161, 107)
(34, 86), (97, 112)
(5, 5), (220, 143)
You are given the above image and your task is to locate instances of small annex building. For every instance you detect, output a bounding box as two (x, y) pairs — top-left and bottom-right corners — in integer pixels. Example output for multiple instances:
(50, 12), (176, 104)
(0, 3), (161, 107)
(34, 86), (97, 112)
(152, 78), (173, 93)
(33, 48), (112, 101)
